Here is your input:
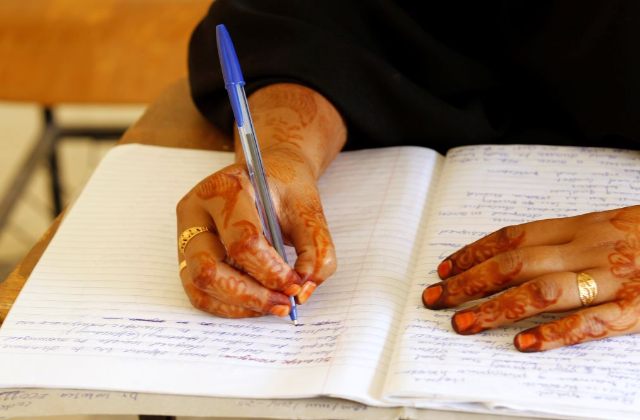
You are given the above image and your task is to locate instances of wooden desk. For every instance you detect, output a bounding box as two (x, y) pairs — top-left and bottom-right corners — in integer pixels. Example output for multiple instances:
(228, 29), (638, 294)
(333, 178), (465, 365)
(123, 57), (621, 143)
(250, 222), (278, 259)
(0, 78), (232, 326)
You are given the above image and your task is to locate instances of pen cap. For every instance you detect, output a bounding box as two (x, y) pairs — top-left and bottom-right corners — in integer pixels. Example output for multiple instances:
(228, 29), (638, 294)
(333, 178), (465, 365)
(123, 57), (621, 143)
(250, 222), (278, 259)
(216, 24), (246, 126)
(216, 24), (245, 86)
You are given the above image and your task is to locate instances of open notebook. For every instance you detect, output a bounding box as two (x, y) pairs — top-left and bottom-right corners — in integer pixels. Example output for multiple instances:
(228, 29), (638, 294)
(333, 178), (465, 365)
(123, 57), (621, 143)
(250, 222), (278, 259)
(0, 144), (639, 420)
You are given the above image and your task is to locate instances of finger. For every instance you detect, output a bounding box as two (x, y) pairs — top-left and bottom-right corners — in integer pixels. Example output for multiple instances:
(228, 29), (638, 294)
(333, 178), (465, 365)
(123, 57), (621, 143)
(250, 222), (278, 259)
(180, 264), (262, 318)
(424, 244), (574, 309)
(178, 194), (291, 316)
(176, 190), (217, 258)
(198, 169), (302, 295)
(287, 190), (337, 304)
(513, 299), (640, 352)
(184, 228), (292, 317)
(451, 269), (618, 334)
(437, 217), (582, 279)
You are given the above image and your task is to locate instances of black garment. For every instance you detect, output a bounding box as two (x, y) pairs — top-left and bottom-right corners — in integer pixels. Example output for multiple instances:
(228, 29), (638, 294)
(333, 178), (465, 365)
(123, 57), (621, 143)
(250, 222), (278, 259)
(188, 0), (640, 153)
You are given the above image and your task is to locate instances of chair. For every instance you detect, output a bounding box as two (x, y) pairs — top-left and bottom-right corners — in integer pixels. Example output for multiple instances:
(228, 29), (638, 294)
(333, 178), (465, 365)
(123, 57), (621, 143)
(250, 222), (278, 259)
(0, 0), (212, 228)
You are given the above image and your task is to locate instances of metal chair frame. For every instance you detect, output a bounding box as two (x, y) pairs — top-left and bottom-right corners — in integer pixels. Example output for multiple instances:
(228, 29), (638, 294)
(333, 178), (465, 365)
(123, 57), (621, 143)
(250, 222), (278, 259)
(0, 107), (127, 231)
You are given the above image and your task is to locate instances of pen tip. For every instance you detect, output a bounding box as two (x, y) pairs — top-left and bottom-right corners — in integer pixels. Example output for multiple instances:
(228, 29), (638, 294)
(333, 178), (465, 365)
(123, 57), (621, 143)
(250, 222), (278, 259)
(293, 320), (298, 326)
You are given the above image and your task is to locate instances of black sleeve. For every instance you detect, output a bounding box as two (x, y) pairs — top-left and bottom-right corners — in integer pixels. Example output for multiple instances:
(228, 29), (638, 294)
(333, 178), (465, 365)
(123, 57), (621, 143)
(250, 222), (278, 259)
(188, 0), (505, 152)
(188, 0), (640, 152)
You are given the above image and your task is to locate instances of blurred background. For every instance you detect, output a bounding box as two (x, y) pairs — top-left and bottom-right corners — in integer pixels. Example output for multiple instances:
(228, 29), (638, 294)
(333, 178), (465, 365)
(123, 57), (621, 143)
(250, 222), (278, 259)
(0, 0), (212, 280)
(0, 103), (140, 279)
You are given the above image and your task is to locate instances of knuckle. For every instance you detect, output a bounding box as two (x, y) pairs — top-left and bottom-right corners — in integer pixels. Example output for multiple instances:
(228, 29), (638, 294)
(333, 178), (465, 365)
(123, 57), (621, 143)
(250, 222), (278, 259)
(266, 291), (291, 311)
(225, 255), (245, 271)
(576, 237), (617, 254)
(214, 303), (246, 319)
(189, 293), (210, 312)
(279, 269), (300, 290)
(198, 169), (245, 201)
(320, 253), (338, 277)
(502, 224), (524, 240)
(580, 210), (608, 225)
(209, 170), (231, 186)
(228, 231), (262, 260)
(192, 274), (210, 291)
(192, 262), (217, 291)
(500, 249), (524, 274)
(579, 312), (608, 336)
(532, 278), (561, 305)
(495, 226), (510, 240)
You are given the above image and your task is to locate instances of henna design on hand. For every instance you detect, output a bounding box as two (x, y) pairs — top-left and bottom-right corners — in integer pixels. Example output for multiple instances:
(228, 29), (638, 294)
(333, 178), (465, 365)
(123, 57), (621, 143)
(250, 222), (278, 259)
(189, 251), (290, 316)
(184, 280), (261, 318)
(609, 233), (640, 279)
(270, 148), (305, 164)
(296, 187), (333, 278)
(196, 169), (244, 228)
(250, 84), (318, 127)
(246, 84), (346, 181)
(264, 152), (299, 184)
(605, 208), (640, 328)
(610, 207), (640, 234)
(425, 260), (523, 309)
(440, 227), (526, 277)
(266, 116), (304, 149)
(516, 207), (640, 351)
(191, 251), (263, 310)
(453, 280), (562, 334)
(316, 115), (332, 156)
(228, 220), (300, 292)
(515, 315), (596, 352)
(602, 208), (640, 329)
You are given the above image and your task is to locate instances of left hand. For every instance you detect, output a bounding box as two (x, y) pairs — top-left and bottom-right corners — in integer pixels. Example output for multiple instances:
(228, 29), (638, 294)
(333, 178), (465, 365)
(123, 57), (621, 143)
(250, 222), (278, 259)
(422, 205), (640, 352)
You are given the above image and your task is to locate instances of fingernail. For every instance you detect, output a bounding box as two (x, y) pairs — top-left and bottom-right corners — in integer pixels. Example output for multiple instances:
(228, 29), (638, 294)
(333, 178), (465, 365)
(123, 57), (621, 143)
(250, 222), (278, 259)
(437, 259), (453, 279)
(452, 311), (477, 334)
(515, 332), (539, 352)
(423, 285), (442, 307)
(283, 284), (301, 296)
(269, 305), (290, 317)
(297, 282), (317, 304)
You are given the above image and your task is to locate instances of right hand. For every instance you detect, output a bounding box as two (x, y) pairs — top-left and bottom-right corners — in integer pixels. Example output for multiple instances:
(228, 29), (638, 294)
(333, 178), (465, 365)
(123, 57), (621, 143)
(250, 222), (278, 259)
(177, 146), (335, 318)
(177, 83), (347, 318)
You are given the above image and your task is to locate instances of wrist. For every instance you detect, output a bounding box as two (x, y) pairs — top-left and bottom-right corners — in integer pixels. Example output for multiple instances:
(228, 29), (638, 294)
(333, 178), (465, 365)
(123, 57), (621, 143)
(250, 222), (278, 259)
(235, 83), (346, 179)
(261, 144), (320, 181)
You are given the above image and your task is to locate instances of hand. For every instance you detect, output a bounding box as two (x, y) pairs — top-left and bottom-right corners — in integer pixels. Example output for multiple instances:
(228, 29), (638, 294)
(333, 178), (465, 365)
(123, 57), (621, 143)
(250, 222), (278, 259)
(423, 206), (640, 352)
(177, 83), (346, 318)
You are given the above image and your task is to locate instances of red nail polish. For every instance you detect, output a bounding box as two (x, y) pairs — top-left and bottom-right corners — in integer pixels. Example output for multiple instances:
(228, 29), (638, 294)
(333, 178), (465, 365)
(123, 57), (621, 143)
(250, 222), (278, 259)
(283, 284), (301, 296)
(423, 285), (442, 307)
(269, 305), (290, 317)
(297, 282), (317, 304)
(452, 311), (476, 334)
(515, 332), (539, 352)
(437, 259), (453, 279)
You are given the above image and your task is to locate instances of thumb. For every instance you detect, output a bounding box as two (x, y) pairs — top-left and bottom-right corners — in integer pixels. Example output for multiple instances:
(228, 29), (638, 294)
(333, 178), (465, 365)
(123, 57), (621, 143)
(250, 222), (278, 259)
(287, 188), (337, 304)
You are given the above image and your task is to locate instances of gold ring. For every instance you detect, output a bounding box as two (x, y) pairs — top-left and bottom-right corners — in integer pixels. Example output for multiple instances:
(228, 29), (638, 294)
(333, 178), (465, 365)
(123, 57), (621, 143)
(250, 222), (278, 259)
(577, 272), (598, 307)
(179, 227), (210, 255)
(179, 260), (187, 274)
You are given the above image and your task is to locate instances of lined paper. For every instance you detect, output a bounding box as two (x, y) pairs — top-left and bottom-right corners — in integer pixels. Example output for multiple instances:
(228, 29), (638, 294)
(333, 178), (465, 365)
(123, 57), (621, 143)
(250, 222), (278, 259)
(385, 145), (640, 419)
(3, 143), (637, 418)
(0, 144), (440, 406)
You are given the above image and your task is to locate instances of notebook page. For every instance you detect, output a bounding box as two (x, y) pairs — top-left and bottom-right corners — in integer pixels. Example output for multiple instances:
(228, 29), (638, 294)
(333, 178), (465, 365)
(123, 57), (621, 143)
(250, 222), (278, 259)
(0, 144), (440, 406)
(384, 145), (640, 419)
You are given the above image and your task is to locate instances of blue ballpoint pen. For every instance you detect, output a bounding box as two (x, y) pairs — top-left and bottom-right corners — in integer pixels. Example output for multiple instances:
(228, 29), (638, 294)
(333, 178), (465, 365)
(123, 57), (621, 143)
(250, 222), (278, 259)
(216, 24), (298, 325)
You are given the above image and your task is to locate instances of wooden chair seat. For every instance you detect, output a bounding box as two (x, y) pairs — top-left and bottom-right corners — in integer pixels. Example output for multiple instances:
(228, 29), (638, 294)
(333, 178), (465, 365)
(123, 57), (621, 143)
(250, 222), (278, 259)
(0, 0), (213, 227)
(0, 0), (212, 104)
